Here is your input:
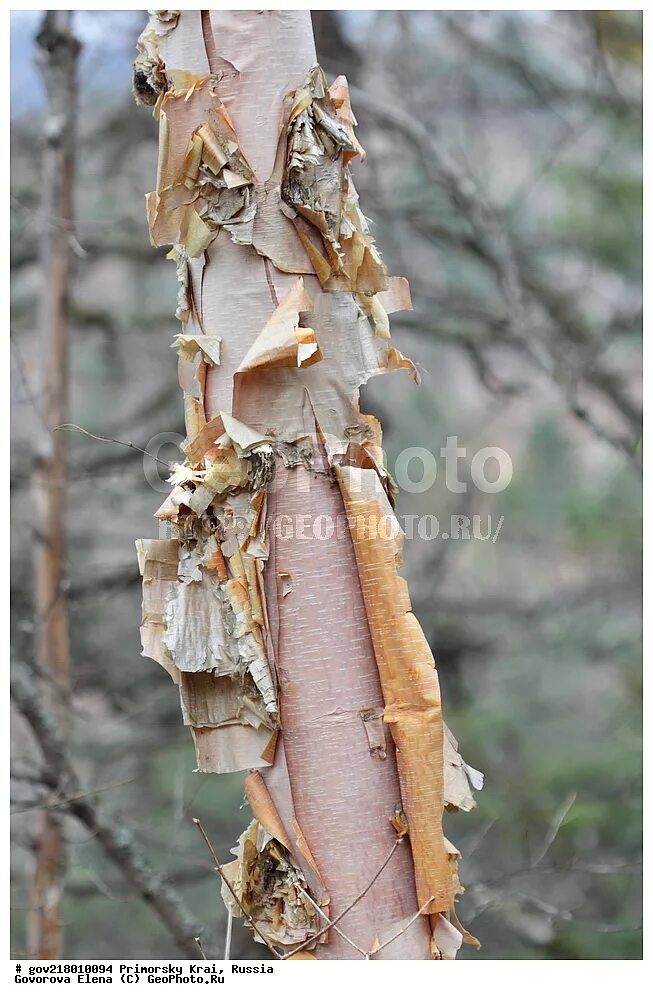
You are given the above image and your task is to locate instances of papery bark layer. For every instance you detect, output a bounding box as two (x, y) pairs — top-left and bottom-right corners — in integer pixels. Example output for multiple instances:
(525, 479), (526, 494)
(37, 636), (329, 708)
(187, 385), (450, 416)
(134, 9), (481, 960)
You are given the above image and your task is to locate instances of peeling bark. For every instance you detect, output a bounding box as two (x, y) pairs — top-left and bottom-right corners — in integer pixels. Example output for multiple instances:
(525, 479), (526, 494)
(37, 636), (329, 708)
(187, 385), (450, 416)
(134, 10), (481, 960)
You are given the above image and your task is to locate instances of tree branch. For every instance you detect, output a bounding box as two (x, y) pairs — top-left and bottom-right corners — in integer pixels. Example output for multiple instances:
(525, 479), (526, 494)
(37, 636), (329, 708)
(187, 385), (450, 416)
(11, 663), (204, 959)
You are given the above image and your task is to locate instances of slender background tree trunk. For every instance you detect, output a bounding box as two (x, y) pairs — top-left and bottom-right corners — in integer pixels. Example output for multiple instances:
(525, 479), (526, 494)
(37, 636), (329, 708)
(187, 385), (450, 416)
(29, 10), (79, 960)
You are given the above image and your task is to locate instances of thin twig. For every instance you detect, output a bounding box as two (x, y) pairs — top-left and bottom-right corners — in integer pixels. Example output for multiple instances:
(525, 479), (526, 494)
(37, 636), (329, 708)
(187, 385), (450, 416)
(224, 909), (233, 962)
(10, 777), (136, 816)
(371, 896), (435, 956)
(293, 880), (366, 957)
(192, 817), (282, 959)
(54, 423), (174, 470)
(532, 791), (577, 867)
(195, 937), (208, 960)
(282, 836), (405, 960)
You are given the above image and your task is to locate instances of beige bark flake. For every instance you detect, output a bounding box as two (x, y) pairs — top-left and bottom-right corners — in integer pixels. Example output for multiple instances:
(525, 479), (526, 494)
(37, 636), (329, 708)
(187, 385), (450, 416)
(444, 723), (484, 812)
(236, 279), (322, 373)
(133, 10), (180, 107)
(358, 707), (387, 760)
(221, 818), (321, 951)
(430, 913), (464, 960)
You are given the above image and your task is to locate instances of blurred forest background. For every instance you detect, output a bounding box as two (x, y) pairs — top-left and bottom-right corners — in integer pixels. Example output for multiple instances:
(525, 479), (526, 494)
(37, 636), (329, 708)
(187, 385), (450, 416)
(10, 10), (642, 960)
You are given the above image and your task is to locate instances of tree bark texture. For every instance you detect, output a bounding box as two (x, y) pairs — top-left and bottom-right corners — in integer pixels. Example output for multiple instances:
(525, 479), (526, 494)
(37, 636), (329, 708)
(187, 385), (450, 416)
(134, 10), (480, 960)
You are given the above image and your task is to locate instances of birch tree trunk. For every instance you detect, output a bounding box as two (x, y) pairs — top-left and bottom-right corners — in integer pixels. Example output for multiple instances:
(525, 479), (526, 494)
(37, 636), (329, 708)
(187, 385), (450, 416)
(29, 10), (79, 960)
(135, 10), (480, 960)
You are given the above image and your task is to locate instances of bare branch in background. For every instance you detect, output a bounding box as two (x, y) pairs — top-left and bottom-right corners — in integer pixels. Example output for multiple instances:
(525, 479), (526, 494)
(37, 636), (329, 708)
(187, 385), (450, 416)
(352, 83), (641, 467)
(11, 664), (205, 959)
